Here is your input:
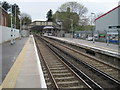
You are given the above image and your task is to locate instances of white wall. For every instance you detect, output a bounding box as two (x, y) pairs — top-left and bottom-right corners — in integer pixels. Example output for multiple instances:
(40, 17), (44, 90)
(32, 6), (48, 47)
(0, 26), (20, 43)
(0, 26), (2, 44)
(0, 26), (29, 44)
(95, 6), (119, 31)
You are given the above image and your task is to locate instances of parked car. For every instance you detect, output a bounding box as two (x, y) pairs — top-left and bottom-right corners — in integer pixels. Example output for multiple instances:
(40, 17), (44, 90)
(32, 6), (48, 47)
(86, 37), (93, 41)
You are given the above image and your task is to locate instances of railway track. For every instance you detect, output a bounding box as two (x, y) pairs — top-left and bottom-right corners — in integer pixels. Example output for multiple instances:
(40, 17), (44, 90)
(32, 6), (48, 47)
(37, 35), (120, 89)
(42, 36), (120, 81)
(34, 36), (94, 89)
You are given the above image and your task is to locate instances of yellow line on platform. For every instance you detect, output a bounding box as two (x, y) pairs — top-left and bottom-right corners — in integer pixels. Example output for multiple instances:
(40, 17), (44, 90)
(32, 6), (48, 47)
(0, 37), (30, 88)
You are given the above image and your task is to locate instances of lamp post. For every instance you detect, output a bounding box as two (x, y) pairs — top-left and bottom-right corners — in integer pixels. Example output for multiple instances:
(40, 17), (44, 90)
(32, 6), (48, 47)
(91, 13), (96, 43)
(70, 19), (73, 38)
(18, 14), (22, 40)
(14, 4), (16, 29)
(57, 20), (63, 37)
(13, 4), (17, 44)
(104, 30), (109, 46)
(60, 21), (63, 37)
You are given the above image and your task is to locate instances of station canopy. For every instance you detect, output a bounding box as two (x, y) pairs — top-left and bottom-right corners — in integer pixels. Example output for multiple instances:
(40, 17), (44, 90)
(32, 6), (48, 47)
(43, 26), (54, 29)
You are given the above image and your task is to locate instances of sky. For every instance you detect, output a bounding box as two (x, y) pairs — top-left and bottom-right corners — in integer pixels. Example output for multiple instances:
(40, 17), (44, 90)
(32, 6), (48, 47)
(2, 0), (120, 21)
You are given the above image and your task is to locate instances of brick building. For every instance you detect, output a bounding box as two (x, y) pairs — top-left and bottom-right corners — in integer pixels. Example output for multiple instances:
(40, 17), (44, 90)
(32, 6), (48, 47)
(0, 5), (8, 26)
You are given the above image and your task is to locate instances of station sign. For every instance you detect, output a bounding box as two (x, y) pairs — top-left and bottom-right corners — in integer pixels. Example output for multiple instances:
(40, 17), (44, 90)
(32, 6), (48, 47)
(109, 26), (120, 29)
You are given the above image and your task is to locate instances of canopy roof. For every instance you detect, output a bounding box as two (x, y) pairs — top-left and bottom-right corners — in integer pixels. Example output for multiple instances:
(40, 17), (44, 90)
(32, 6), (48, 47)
(43, 26), (54, 29)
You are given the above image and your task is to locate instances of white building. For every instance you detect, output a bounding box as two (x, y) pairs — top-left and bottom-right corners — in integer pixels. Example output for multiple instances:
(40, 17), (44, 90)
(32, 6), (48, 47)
(95, 5), (120, 32)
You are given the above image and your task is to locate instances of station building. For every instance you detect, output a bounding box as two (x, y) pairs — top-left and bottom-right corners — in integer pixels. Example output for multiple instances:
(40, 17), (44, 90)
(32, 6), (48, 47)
(95, 4), (120, 32)
(95, 3), (120, 42)
(0, 5), (8, 26)
(29, 21), (60, 36)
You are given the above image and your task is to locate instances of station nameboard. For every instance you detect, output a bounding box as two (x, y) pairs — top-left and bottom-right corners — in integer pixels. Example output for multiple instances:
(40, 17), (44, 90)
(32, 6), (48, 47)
(109, 26), (120, 29)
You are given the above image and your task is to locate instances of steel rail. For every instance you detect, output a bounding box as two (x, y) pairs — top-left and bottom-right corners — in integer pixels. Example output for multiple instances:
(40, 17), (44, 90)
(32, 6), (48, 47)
(34, 36), (59, 89)
(35, 35), (93, 89)
(42, 36), (120, 84)
(40, 36), (104, 90)
(41, 36), (120, 89)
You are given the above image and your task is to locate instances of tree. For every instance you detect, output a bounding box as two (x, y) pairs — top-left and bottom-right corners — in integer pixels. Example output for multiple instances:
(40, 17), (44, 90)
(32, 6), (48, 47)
(46, 9), (53, 21)
(53, 10), (79, 32)
(1, 2), (20, 16)
(53, 2), (89, 32)
(12, 4), (20, 16)
(58, 2), (88, 21)
(1, 1), (21, 29)
(1, 1), (10, 11)
(21, 13), (32, 26)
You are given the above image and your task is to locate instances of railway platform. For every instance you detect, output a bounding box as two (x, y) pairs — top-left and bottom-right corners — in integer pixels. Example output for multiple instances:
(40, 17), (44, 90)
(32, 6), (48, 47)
(1, 37), (28, 85)
(46, 36), (119, 57)
(1, 35), (46, 88)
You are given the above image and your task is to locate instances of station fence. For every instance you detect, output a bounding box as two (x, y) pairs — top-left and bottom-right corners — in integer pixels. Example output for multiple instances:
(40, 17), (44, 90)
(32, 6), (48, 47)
(0, 26), (29, 44)
(73, 30), (118, 44)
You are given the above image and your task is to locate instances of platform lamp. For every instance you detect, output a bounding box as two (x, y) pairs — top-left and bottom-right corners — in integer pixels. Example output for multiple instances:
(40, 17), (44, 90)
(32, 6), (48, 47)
(70, 19), (73, 38)
(104, 30), (109, 46)
(91, 13), (96, 43)
(57, 20), (63, 37)
(18, 14), (22, 40)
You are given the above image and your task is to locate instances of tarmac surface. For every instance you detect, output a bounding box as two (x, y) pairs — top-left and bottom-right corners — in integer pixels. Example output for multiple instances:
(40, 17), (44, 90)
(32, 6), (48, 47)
(1, 37), (28, 85)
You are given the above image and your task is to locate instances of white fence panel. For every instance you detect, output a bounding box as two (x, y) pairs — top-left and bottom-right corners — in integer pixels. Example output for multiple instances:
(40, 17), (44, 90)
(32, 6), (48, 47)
(0, 26), (20, 43)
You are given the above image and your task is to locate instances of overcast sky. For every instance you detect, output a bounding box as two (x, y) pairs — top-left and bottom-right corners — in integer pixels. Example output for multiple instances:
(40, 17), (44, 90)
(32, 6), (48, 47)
(2, 0), (120, 21)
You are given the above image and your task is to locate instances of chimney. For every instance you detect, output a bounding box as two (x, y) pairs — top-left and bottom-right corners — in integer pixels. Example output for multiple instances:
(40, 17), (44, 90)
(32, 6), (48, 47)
(119, 1), (120, 5)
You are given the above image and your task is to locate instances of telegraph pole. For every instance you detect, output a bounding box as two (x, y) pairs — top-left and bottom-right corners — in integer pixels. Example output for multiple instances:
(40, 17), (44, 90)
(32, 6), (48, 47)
(15, 4), (16, 29)
(13, 4), (16, 44)
(20, 14), (22, 40)
(10, 5), (14, 45)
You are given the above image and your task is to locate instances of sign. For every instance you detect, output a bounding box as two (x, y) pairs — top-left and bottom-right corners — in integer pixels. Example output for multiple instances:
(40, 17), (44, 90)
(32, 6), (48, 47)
(109, 26), (120, 29)
(99, 34), (105, 38)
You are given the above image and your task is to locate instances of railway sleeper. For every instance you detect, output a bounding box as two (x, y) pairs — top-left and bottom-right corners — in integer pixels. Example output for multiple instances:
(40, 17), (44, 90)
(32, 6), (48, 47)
(44, 73), (49, 76)
(43, 70), (47, 73)
(45, 77), (50, 81)
(51, 69), (68, 73)
(59, 85), (84, 89)
(55, 76), (75, 80)
(52, 72), (72, 76)
(46, 82), (52, 86)
(49, 65), (64, 67)
(49, 66), (64, 68)
(53, 74), (73, 78)
(56, 78), (79, 83)
(57, 81), (83, 88)
(57, 80), (79, 85)
(50, 67), (66, 70)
